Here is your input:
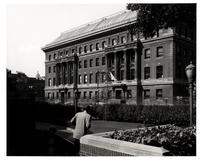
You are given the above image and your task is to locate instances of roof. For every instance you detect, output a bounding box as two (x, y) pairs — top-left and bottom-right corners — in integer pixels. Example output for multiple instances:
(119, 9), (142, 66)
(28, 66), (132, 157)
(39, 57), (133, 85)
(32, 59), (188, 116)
(43, 10), (137, 50)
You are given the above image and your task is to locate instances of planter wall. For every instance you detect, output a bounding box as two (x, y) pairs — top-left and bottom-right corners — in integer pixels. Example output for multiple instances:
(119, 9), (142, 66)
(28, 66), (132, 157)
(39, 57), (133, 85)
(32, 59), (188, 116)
(80, 132), (168, 156)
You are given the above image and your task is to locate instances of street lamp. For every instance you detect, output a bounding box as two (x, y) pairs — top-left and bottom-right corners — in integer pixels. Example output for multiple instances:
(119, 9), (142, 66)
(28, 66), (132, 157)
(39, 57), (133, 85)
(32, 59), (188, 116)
(185, 62), (195, 126)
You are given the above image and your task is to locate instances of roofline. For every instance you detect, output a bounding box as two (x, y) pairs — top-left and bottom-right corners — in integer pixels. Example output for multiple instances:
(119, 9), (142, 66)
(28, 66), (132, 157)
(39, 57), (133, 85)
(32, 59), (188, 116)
(41, 20), (136, 51)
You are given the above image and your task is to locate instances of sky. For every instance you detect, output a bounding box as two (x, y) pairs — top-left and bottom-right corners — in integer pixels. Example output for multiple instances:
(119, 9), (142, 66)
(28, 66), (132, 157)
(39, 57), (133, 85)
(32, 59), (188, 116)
(7, 3), (127, 77)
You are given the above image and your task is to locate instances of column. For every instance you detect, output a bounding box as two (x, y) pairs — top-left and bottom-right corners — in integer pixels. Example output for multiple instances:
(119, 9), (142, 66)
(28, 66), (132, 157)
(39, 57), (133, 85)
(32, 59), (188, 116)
(134, 48), (138, 81)
(63, 63), (66, 84)
(66, 62), (68, 84)
(123, 50), (127, 80)
(56, 64), (59, 86)
(114, 52), (118, 80)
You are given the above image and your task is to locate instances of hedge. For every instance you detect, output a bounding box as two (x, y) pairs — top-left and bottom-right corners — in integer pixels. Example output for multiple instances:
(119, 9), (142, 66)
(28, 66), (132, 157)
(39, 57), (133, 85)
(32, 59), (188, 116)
(90, 104), (195, 127)
(34, 102), (195, 127)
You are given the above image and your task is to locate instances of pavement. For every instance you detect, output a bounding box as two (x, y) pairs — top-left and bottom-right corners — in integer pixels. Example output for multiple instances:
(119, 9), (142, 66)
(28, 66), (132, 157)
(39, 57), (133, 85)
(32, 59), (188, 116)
(36, 120), (144, 144)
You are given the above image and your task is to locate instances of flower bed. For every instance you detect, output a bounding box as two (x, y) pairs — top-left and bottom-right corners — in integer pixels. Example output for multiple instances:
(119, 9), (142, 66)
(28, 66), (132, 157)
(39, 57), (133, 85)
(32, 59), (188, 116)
(110, 125), (196, 156)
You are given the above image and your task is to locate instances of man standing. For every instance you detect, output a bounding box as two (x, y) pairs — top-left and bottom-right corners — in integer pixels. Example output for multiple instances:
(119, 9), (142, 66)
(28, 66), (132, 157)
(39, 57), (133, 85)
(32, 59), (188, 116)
(70, 105), (91, 155)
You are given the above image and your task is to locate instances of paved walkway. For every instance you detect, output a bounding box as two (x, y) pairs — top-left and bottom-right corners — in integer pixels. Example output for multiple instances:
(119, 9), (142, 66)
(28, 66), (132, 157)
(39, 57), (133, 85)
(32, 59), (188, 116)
(36, 120), (144, 134)
(36, 120), (144, 144)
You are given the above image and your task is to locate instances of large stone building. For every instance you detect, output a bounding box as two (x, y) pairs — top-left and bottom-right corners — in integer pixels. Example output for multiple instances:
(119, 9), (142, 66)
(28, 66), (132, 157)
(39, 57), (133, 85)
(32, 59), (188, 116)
(42, 10), (195, 105)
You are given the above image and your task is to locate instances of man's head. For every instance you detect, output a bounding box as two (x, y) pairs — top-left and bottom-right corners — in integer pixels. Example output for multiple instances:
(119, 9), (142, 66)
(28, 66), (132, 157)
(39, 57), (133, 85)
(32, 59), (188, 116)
(83, 105), (92, 114)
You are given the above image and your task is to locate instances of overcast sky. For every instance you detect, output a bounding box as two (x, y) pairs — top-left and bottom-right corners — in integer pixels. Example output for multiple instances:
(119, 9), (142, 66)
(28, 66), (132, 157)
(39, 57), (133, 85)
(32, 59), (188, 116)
(7, 4), (126, 77)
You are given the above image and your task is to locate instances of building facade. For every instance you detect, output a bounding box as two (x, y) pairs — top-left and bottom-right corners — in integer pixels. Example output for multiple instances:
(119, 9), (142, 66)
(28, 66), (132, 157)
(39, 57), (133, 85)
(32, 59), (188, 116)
(42, 10), (195, 105)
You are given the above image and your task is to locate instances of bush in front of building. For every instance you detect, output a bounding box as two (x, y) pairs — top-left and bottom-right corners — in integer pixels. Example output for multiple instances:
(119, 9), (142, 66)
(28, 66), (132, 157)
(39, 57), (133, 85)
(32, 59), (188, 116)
(90, 104), (193, 127)
(35, 102), (81, 126)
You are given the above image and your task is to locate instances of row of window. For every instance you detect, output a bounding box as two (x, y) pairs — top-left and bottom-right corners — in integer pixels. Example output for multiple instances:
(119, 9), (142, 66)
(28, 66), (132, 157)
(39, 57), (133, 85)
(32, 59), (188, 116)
(144, 89), (163, 99)
(79, 57), (106, 69)
(47, 57), (106, 74)
(47, 88), (163, 100)
(144, 65), (163, 79)
(47, 64), (163, 87)
(47, 36), (127, 61)
(144, 46), (164, 59)
(78, 72), (106, 84)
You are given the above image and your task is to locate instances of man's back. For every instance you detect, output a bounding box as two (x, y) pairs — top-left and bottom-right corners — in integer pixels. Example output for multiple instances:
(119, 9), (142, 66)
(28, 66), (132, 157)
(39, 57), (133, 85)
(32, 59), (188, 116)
(71, 111), (91, 139)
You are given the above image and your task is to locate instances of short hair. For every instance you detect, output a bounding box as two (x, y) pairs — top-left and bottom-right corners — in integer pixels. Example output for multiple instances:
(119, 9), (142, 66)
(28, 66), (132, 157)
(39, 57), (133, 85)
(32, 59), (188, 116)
(85, 105), (92, 113)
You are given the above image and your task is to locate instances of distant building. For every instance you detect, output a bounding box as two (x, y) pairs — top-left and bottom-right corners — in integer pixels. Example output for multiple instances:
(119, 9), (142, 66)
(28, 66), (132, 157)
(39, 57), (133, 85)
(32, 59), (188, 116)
(42, 10), (195, 105)
(7, 69), (45, 102)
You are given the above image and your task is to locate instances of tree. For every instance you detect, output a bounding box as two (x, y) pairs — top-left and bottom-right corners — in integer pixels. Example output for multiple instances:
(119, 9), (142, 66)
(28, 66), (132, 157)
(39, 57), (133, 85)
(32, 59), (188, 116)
(127, 4), (196, 38)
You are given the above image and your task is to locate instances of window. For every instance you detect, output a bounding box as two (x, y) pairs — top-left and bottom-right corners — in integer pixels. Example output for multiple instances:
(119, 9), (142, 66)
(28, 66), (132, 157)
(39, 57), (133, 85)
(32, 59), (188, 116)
(53, 54), (56, 59)
(78, 74), (82, 84)
(102, 41), (106, 49)
(79, 61), (82, 69)
(90, 44), (93, 52)
(156, 89), (163, 99)
(156, 65), (163, 78)
(79, 47), (82, 54)
(48, 55), (51, 61)
(53, 78), (56, 86)
(84, 60), (87, 68)
(65, 50), (68, 56)
(144, 89), (150, 99)
(157, 46), (163, 57)
(112, 39), (117, 46)
(83, 91), (87, 99)
(56, 92), (59, 99)
(84, 46), (87, 53)
(130, 69), (135, 80)
(102, 57), (106, 65)
(121, 36), (126, 44)
(47, 92), (51, 99)
(130, 54), (135, 62)
(84, 74), (87, 84)
(89, 91), (92, 99)
(102, 72), (106, 83)
(95, 91), (98, 100)
(52, 92), (54, 99)
(72, 49), (75, 54)
(90, 59), (93, 67)
(48, 78), (52, 86)
(120, 70), (124, 80)
(144, 67), (150, 79)
(96, 58), (99, 66)
(53, 66), (56, 73)
(89, 73), (93, 83)
(95, 72), (99, 83)
(59, 51), (63, 57)
(68, 92), (71, 99)
(96, 43), (100, 50)
(116, 90), (122, 99)
(48, 66), (51, 73)
(144, 49), (151, 59)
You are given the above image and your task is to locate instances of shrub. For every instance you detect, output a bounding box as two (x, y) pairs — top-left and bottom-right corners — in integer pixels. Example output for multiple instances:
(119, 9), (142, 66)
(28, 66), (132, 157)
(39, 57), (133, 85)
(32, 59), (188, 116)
(90, 104), (194, 126)
(110, 125), (196, 156)
(35, 102), (81, 125)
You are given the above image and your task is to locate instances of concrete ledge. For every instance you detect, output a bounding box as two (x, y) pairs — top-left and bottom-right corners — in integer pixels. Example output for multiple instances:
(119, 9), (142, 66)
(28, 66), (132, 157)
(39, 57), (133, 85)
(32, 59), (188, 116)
(80, 131), (168, 156)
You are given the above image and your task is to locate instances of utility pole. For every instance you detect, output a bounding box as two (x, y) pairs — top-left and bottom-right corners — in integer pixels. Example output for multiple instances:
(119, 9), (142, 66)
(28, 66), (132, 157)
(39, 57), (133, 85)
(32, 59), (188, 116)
(73, 53), (78, 114)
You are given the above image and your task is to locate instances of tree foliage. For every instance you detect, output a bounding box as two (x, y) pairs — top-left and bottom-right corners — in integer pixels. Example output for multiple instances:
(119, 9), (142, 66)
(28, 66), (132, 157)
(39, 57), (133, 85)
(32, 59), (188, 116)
(127, 4), (196, 38)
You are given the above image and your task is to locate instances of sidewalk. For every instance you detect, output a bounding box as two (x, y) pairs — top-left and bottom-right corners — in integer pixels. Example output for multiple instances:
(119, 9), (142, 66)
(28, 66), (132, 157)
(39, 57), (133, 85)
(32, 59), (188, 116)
(36, 120), (144, 143)
(36, 120), (144, 134)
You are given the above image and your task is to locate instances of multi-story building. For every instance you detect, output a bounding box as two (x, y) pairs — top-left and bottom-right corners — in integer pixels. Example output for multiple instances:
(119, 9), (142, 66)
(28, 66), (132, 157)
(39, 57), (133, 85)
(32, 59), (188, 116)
(42, 10), (195, 105)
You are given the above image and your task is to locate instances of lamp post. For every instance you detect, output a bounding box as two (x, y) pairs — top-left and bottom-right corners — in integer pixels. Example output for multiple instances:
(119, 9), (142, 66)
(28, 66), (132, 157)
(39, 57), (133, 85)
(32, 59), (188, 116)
(185, 62), (195, 126)
(73, 53), (78, 114)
